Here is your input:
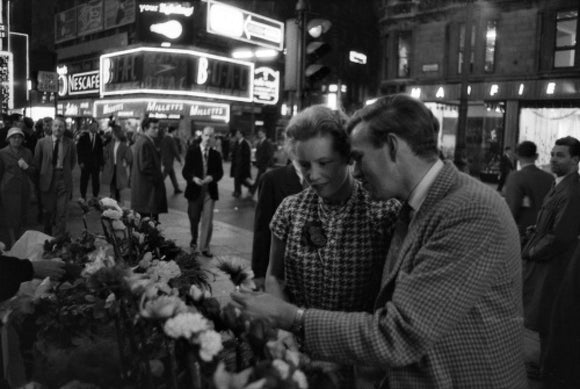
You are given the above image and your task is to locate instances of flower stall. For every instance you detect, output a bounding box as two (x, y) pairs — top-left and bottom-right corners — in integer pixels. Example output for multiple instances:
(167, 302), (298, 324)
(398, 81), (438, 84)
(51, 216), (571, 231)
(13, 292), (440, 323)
(0, 198), (325, 389)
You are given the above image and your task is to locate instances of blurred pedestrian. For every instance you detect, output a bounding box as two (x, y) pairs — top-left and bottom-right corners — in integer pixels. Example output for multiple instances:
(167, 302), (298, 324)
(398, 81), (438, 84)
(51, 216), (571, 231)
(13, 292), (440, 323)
(76, 118), (104, 200)
(33, 116), (76, 238)
(131, 117), (167, 221)
(251, 128), (274, 195)
(497, 146), (514, 192)
(160, 126), (183, 195)
(102, 125), (132, 202)
(0, 128), (35, 247)
(182, 126), (223, 256)
(251, 152), (303, 287)
(504, 141), (553, 239)
(230, 129), (252, 198)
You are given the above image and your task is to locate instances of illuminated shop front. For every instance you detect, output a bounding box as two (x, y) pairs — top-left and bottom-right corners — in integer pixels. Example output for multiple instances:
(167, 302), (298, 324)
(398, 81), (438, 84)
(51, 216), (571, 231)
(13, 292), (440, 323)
(408, 84), (506, 177)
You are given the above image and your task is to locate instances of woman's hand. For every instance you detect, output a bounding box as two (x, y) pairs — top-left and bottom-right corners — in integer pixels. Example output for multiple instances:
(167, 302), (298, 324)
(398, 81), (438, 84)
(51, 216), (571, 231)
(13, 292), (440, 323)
(231, 290), (297, 331)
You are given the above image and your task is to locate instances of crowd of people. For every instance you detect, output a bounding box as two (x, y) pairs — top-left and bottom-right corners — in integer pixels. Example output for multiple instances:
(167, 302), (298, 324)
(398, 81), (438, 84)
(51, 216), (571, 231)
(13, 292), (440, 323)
(1, 93), (579, 388)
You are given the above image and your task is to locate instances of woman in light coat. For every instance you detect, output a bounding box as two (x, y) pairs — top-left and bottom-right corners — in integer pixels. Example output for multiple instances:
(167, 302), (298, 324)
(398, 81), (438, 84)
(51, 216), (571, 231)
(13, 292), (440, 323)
(0, 127), (36, 246)
(101, 125), (133, 202)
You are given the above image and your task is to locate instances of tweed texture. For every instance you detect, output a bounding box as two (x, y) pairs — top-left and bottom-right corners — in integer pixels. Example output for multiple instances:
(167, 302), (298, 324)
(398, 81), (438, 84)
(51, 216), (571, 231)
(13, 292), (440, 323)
(270, 180), (400, 312)
(303, 162), (528, 389)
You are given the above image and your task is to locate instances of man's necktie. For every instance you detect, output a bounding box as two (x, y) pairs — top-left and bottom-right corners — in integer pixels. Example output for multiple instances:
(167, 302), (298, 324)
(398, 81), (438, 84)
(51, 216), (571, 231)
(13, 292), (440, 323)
(52, 139), (60, 167)
(382, 202), (413, 282)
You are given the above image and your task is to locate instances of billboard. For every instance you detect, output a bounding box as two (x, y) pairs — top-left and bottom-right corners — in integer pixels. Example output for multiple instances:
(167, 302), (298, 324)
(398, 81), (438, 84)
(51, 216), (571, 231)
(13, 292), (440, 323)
(0, 51), (14, 113)
(100, 47), (254, 102)
(104, 0), (136, 29)
(77, 0), (104, 36)
(138, 2), (194, 44)
(55, 7), (77, 43)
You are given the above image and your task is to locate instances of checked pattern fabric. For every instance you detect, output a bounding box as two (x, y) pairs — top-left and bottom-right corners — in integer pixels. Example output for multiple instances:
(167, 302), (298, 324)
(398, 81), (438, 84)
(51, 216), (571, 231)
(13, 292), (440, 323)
(270, 180), (400, 312)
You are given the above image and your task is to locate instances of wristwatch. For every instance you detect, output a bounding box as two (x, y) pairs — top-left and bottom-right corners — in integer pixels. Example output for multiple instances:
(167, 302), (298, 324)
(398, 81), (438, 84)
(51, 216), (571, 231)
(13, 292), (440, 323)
(291, 307), (306, 334)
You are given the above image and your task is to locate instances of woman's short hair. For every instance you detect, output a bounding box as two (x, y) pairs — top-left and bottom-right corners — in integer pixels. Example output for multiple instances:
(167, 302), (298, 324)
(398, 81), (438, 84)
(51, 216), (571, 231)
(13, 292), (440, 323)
(347, 94), (439, 159)
(285, 105), (350, 159)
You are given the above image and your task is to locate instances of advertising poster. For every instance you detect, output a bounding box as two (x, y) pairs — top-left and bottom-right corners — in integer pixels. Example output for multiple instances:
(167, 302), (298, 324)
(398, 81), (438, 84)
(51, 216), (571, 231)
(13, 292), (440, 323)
(55, 7), (77, 43)
(104, 0), (136, 29)
(78, 0), (104, 36)
(138, 2), (194, 44)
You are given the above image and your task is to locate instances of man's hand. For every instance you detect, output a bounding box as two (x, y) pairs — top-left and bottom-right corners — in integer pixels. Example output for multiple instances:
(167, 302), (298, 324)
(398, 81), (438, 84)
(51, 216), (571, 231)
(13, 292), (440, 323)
(203, 176), (214, 185)
(32, 259), (66, 281)
(193, 177), (204, 186)
(231, 290), (297, 330)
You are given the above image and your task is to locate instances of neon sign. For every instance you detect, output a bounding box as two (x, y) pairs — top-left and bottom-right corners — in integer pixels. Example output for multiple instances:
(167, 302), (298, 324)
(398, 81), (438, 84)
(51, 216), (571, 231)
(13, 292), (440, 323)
(206, 0), (284, 51)
(100, 47), (254, 102)
(253, 67), (279, 105)
(58, 68), (100, 97)
(0, 51), (14, 112)
(94, 98), (230, 123)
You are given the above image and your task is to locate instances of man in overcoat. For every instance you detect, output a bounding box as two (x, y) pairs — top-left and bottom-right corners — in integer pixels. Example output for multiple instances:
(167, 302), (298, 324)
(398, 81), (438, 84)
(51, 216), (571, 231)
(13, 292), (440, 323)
(521, 136), (580, 370)
(33, 116), (76, 237)
(130, 117), (167, 220)
(230, 129), (252, 198)
(76, 118), (104, 200)
(233, 94), (527, 388)
(182, 126), (223, 256)
(505, 141), (554, 238)
(251, 128), (274, 195)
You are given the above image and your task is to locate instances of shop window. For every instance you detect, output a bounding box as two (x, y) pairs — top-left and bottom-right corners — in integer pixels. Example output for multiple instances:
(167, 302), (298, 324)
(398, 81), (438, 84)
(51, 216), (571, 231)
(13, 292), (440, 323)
(484, 20), (498, 73)
(397, 31), (411, 78)
(554, 10), (578, 68)
(458, 23), (476, 74)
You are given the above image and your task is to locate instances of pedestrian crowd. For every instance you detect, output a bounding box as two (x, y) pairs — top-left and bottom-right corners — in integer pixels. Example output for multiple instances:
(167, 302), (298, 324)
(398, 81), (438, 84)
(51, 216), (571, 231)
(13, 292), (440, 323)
(2, 93), (580, 388)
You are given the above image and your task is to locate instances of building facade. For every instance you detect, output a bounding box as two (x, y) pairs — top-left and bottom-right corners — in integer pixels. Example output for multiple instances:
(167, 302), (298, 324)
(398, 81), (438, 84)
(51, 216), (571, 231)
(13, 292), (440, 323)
(376, 0), (580, 176)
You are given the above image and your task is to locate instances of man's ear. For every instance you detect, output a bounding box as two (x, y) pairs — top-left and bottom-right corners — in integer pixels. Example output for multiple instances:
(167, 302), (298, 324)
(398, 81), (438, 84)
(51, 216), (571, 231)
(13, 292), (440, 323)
(386, 133), (398, 162)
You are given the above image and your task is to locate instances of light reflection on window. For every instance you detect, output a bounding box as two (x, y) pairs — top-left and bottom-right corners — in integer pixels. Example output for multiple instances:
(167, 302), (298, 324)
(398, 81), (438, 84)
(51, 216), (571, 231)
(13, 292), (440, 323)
(554, 10), (577, 68)
(397, 31), (411, 78)
(484, 20), (498, 73)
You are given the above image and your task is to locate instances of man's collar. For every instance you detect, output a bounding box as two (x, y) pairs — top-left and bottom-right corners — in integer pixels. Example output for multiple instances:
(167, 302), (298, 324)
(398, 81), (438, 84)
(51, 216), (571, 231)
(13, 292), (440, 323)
(407, 159), (445, 214)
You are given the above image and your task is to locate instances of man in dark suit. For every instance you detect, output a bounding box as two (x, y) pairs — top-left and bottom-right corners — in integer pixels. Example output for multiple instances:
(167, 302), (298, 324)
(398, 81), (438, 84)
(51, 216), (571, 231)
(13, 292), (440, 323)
(230, 129), (252, 198)
(33, 116), (77, 237)
(251, 161), (303, 285)
(505, 141), (554, 238)
(76, 119), (104, 200)
(130, 117), (167, 221)
(497, 146), (514, 192)
(233, 94), (527, 388)
(521, 136), (580, 376)
(160, 126), (183, 195)
(182, 126), (223, 256)
(251, 128), (274, 195)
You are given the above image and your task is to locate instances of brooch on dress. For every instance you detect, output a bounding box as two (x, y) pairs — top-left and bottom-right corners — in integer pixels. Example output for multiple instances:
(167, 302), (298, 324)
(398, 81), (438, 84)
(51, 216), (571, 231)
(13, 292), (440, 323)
(301, 220), (327, 249)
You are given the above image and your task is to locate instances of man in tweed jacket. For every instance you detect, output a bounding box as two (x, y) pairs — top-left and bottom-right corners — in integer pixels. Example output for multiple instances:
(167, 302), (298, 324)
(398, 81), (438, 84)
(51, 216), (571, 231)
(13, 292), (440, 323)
(233, 94), (527, 388)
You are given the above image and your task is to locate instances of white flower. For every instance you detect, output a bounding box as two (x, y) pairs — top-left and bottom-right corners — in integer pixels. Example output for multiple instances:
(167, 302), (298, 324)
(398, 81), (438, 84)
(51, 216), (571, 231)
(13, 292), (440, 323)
(272, 359), (290, 379)
(163, 312), (210, 339)
(197, 330), (223, 361)
(189, 284), (204, 301)
(244, 378), (267, 389)
(125, 273), (152, 294)
(102, 209), (123, 220)
(139, 252), (153, 268)
(33, 277), (52, 302)
(147, 260), (181, 283)
(292, 370), (308, 389)
(140, 295), (187, 319)
(0, 241), (5, 252)
(82, 247), (115, 277)
(99, 197), (121, 210)
(111, 219), (126, 231)
(105, 293), (116, 309)
(133, 231), (145, 244)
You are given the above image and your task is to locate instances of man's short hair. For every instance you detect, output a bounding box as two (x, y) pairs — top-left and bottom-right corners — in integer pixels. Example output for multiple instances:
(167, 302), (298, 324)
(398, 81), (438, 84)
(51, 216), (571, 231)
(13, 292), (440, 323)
(285, 104), (350, 159)
(141, 116), (159, 130)
(555, 136), (580, 158)
(516, 141), (537, 158)
(346, 94), (439, 159)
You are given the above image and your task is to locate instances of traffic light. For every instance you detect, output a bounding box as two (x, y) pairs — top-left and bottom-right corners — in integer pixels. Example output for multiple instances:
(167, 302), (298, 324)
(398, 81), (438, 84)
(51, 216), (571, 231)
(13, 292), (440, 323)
(304, 18), (332, 85)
